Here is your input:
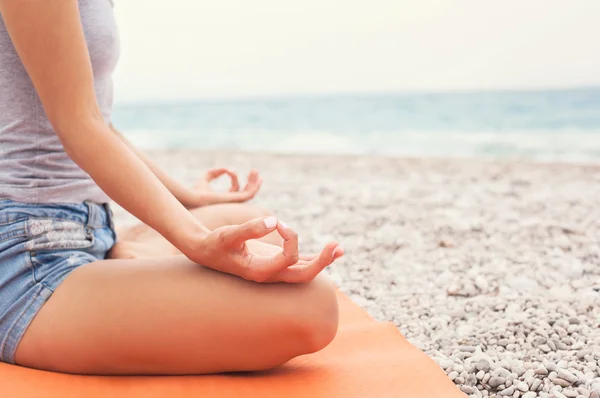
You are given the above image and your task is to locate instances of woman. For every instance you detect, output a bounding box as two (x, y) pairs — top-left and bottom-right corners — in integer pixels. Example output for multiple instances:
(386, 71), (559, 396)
(0, 0), (343, 375)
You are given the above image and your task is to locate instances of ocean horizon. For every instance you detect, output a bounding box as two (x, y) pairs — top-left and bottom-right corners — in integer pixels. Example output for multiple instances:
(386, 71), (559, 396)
(113, 86), (600, 163)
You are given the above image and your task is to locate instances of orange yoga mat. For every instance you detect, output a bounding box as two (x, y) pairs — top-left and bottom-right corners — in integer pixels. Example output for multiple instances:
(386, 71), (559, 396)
(1, 292), (465, 398)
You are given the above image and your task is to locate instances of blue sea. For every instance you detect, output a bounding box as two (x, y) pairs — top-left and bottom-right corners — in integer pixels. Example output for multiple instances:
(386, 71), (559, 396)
(113, 87), (600, 162)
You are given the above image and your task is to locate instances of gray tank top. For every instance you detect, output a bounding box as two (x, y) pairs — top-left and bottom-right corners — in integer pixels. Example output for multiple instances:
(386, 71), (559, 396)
(0, 0), (119, 204)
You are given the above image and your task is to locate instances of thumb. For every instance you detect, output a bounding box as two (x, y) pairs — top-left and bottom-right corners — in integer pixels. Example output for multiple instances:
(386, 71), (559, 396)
(224, 216), (278, 244)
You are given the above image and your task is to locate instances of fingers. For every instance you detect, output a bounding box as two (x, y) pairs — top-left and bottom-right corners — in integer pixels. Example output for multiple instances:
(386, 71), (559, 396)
(333, 245), (344, 260)
(277, 242), (342, 283)
(201, 169), (261, 202)
(244, 170), (259, 187)
(221, 218), (343, 283)
(272, 221), (300, 265)
(299, 254), (318, 261)
(242, 170), (262, 197)
(227, 171), (262, 202)
(298, 251), (341, 262)
(203, 168), (240, 192)
(247, 221), (301, 280)
(225, 170), (240, 192)
(204, 168), (229, 181)
(297, 247), (343, 262)
(243, 178), (262, 200)
(222, 216), (279, 245)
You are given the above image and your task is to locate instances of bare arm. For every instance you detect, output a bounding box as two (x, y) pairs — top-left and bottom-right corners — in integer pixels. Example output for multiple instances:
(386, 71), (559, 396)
(0, 0), (206, 248)
(0, 0), (341, 283)
(107, 124), (197, 208)
(109, 124), (263, 208)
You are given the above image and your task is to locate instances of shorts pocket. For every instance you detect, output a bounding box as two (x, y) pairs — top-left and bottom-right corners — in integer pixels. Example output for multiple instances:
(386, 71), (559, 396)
(0, 220), (28, 249)
(25, 218), (94, 252)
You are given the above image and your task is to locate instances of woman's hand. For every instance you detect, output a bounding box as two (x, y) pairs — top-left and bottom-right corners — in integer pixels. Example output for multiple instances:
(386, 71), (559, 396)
(180, 217), (344, 283)
(182, 168), (263, 208)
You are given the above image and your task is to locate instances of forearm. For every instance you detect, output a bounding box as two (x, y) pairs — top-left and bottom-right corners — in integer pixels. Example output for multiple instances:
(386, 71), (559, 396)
(64, 118), (209, 247)
(108, 124), (197, 208)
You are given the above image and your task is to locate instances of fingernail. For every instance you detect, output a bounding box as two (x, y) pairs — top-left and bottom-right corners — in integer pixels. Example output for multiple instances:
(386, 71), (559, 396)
(264, 216), (277, 228)
(279, 221), (289, 229)
(333, 246), (344, 256)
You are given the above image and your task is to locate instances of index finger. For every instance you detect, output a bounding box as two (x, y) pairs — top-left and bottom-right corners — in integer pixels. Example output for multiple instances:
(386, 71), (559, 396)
(270, 221), (299, 266)
(223, 216), (279, 244)
(246, 221), (300, 281)
(277, 242), (342, 283)
(225, 170), (240, 192)
(205, 168), (240, 192)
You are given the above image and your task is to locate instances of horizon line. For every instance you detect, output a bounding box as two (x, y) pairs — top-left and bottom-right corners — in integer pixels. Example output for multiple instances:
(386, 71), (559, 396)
(113, 84), (600, 108)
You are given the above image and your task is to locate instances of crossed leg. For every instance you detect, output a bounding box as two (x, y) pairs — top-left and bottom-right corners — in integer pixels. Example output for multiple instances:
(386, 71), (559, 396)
(14, 203), (339, 375)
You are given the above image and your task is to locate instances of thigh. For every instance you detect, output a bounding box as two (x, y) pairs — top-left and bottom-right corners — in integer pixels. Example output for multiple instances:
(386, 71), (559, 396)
(14, 255), (338, 375)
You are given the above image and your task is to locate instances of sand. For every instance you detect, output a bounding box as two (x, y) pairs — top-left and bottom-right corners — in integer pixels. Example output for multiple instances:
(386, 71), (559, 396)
(111, 150), (600, 398)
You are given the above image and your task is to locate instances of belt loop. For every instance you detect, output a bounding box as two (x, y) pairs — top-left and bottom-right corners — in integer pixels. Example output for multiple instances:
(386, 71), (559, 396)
(103, 203), (115, 231)
(85, 201), (100, 228)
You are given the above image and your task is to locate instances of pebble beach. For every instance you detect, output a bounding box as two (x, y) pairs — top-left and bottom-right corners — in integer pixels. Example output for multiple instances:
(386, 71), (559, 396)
(112, 150), (600, 398)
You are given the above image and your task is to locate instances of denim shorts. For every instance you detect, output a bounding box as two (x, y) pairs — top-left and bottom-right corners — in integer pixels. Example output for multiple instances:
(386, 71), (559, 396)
(0, 199), (116, 364)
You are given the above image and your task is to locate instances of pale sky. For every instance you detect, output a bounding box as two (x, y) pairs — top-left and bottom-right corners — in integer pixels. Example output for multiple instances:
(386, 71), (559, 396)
(112, 0), (600, 103)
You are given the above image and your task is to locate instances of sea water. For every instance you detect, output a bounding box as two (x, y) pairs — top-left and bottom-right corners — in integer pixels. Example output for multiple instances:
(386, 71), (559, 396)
(112, 87), (600, 162)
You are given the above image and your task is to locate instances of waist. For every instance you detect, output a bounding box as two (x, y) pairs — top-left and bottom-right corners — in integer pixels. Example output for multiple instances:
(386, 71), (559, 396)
(0, 200), (114, 230)
(0, 158), (110, 204)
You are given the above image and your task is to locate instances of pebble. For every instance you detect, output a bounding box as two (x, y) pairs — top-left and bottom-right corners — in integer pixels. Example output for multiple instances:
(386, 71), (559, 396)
(536, 367), (550, 376)
(517, 382), (530, 392)
(466, 374), (477, 385)
(453, 364), (465, 373)
(557, 370), (578, 384)
(523, 369), (535, 380)
(256, 159), (600, 398)
(576, 388), (590, 397)
(490, 377), (507, 388)
(476, 359), (491, 372)
(552, 378), (573, 388)
(545, 362), (558, 372)
(482, 373), (491, 385)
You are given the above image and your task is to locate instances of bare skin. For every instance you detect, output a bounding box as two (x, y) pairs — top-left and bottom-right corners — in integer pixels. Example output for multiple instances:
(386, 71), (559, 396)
(110, 203), (285, 259)
(15, 254), (340, 375)
(1, 0), (344, 375)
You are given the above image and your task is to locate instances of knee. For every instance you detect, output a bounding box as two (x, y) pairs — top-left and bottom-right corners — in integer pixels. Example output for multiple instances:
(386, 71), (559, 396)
(292, 274), (339, 354)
